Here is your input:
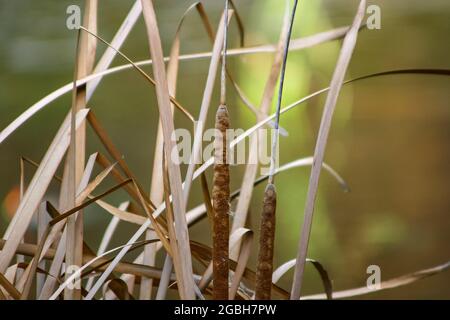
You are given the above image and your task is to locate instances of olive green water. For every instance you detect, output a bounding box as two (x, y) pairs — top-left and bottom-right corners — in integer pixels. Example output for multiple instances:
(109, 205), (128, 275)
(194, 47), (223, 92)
(0, 0), (449, 299)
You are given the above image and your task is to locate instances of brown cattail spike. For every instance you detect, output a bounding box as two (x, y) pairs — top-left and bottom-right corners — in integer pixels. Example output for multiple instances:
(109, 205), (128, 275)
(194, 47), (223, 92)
(212, 104), (230, 300)
(255, 183), (277, 300)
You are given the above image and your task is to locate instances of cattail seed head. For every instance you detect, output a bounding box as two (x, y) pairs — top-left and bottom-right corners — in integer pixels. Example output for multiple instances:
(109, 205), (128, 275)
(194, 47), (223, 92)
(212, 104), (230, 300)
(255, 183), (277, 300)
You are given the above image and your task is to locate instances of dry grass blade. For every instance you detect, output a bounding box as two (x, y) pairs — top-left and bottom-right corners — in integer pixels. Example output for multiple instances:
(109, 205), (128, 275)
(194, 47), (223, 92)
(272, 258), (333, 300)
(140, 0), (195, 300)
(290, 0), (367, 300)
(141, 1), (202, 300)
(88, 112), (156, 211)
(75, 161), (116, 204)
(86, 202), (128, 291)
(20, 227), (52, 299)
(182, 9), (232, 204)
(87, 0), (142, 98)
(133, 182), (171, 256)
(200, 170), (214, 228)
(229, 229), (253, 300)
(303, 261), (450, 300)
(50, 179), (132, 228)
(155, 254), (173, 300)
(107, 279), (135, 300)
(0, 109), (89, 273)
(0, 272), (21, 300)
(162, 152), (186, 299)
(79, 27), (194, 123)
(65, 1), (98, 299)
(40, 153), (108, 274)
(260, 157), (349, 192)
(36, 205), (49, 297)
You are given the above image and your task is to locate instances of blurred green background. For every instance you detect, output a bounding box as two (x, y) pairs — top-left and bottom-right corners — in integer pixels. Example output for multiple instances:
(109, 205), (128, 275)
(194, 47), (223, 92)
(0, 0), (449, 299)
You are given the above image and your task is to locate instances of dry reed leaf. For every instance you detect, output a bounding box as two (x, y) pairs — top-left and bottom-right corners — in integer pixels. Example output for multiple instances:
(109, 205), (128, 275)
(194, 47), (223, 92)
(291, 0), (367, 300)
(200, 171), (214, 229)
(0, 109), (89, 273)
(75, 162), (116, 204)
(162, 152), (186, 299)
(302, 261), (450, 300)
(85, 202), (128, 291)
(140, 1), (201, 301)
(133, 182), (171, 256)
(229, 228), (253, 300)
(87, 0), (142, 99)
(95, 200), (147, 225)
(42, 152), (96, 267)
(107, 279), (135, 300)
(50, 179), (132, 229)
(5, 264), (18, 287)
(272, 258), (332, 300)
(15, 158), (26, 281)
(140, 0), (195, 300)
(87, 112), (155, 210)
(65, 2), (98, 299)
(79, 3), (199, 296)
(79, 27), (194, 123)
(39, 229), (69, 299)
(257, 157), (349, 192)
(95, 153), (146, 207)
(20, 227), (52, 299)
(0, 272), (21, 300)
(36, 204), (49, 297)
(0, 24), (360, 145)
(155, 254), (173, 300)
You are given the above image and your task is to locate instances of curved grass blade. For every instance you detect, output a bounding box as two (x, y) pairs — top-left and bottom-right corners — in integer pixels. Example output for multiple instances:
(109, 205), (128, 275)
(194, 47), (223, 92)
(302, 261), (450, 300)
(273, 258), (333, 300)
(291, 0), (367, 300)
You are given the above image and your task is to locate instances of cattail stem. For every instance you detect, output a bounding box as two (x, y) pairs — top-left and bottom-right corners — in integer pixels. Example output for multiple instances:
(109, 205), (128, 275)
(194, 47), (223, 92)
(212, 104), (230, 300)
(255, 183), (277, 300)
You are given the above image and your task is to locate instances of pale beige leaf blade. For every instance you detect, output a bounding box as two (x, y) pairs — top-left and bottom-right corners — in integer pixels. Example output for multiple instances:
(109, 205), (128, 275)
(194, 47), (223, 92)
(291, 0), (367, 300)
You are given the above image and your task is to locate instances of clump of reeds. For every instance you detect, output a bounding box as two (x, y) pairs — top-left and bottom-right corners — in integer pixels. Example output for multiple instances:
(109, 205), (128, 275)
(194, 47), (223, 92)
(0, 0), (448, 301)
